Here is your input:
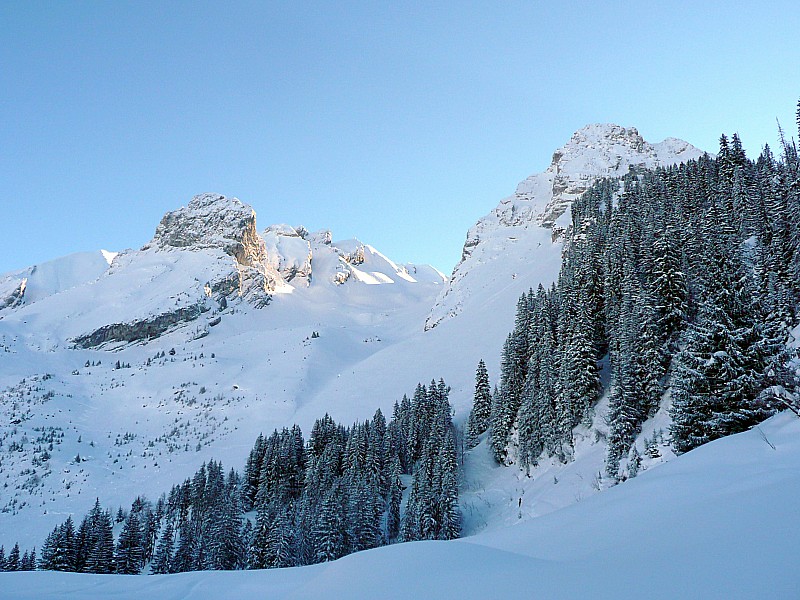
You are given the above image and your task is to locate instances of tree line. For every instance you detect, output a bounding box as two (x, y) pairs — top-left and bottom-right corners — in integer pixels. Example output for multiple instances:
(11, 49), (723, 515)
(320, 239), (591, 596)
(12, 380), (459, 574)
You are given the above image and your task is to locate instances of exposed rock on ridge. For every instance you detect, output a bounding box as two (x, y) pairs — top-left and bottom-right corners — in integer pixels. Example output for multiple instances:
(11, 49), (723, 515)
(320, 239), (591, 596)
(144, 193), (284, 298)
(72, 303), (210, 348)
(147, 193), (263, 263)
(0, 279), (26, 311)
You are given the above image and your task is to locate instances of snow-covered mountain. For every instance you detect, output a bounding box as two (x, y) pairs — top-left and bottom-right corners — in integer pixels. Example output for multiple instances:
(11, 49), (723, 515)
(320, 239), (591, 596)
(0, 125), (706, 557)
(1, 193), (446, 348)
(426, 124), (705, 330)
(0, 193), (447, 548)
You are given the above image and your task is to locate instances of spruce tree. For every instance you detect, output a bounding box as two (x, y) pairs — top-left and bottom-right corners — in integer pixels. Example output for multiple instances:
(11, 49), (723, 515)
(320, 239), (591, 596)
(86, 510), (114, 574)
(115, 512), (144, 574)
(387, 457), (403, 542)
(6, 543), (20, 571)
(466, 359), (492, 448)
(150, 521), (174, 575)
(265, 507), (294, 568)
(313, 484), (346, 563)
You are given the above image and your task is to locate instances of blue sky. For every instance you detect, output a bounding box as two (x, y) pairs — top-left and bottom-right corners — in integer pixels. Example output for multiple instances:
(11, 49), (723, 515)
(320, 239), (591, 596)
(2, 1), (798, 274)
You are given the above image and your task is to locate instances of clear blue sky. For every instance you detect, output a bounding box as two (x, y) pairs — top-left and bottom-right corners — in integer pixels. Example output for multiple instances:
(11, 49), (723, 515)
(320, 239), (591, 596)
(2, 1), (798, 274)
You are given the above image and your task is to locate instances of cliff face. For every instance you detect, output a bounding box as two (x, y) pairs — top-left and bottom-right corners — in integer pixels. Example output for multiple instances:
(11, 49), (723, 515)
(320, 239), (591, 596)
(144, 193), (284, 297)
(148, 193), (264, 260)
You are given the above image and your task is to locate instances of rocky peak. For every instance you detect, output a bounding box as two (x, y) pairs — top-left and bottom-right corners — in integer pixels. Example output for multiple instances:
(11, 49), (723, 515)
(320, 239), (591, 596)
(146, 193), (267, 268)
(463, 124), (706, 259)
(143, 193), (286, 297)
(426, 124), (705, 330)
(514, 123), (701, 231)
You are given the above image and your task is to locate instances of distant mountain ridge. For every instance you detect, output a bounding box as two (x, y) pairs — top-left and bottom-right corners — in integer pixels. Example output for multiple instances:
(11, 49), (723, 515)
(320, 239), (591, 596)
(0, 193), (446, 345)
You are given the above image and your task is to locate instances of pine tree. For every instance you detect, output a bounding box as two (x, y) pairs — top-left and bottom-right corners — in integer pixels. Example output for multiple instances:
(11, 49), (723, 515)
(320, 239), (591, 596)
(437, 428), (461, 540)
(150, 520), (174, 575)
(265, 507), (294, 568)
(346, 476), (382, 553)
(21, 547), (36, 571)
(49, 516), (76, 571)
(313, 485), (346, 563)
(386, 457), (403, 542)
(6, 543), (20, 571)
(466, 359), (492, 448)
(651, 224), (687, 354)
(248, 513), (271, 570)
(86, 510), (114, 574)
(39, 531), (56, 571)
(115, 512), (144, 574)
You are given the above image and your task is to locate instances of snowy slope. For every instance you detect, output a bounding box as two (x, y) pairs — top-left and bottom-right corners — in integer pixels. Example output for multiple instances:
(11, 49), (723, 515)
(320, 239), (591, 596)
(0, 251), (114, 311)
(3, 412), (797, 599)
(289, 128), (707, 439)
(426, 124), (706, 331)
(0, 194), (448, 549)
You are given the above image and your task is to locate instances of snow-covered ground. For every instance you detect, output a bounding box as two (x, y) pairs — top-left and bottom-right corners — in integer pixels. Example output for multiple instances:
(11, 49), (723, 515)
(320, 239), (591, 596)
(0, 227), (450, 549)
(2, 412), (797, 599)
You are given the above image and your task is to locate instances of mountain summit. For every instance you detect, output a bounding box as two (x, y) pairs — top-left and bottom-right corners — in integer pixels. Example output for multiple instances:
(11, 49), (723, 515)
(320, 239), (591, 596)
(425, 124), (705, 330)
(146, 193), (269, 268)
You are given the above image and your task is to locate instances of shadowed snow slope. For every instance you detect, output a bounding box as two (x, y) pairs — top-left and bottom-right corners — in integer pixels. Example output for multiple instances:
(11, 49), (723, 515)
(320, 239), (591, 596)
(2, 413), (797, 599)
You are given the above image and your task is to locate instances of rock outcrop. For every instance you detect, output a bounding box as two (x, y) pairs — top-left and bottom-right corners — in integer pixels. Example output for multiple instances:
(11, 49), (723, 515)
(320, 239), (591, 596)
(144, 193), (284, 298)
(0, 278), (26, 311)
(147, 193), (264, 261)
(72, 303), (210, 348)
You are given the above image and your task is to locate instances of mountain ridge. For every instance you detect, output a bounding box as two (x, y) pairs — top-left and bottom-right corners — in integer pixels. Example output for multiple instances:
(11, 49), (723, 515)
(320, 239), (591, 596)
(425, 123), (706, 330)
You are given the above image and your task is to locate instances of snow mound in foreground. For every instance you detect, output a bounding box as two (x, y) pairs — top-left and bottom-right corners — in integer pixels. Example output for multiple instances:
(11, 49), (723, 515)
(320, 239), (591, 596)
(3, 413), (798, 599)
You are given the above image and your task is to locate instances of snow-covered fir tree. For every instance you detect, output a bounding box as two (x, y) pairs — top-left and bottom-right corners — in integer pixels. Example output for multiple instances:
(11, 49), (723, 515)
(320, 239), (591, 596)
(466, 359), (492, 448)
